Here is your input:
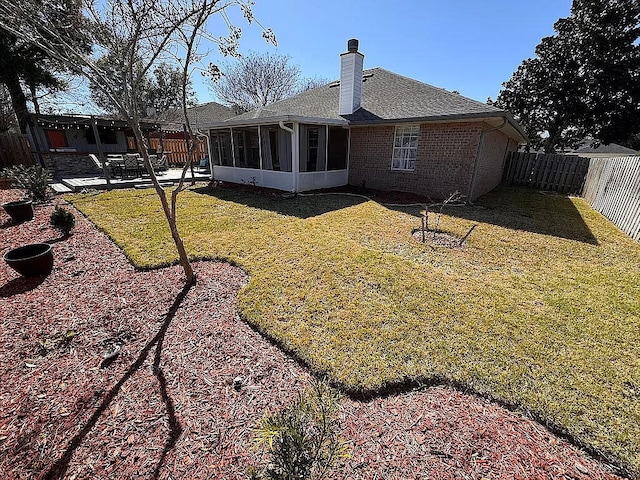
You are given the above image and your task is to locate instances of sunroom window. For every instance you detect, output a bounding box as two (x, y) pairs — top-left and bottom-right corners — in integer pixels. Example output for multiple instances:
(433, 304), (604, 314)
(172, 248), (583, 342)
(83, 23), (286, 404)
(233, 127), (260, 169)
(391, 125), (419, 171)
(211, 129), (233, 166)
(299, 124), (326, 172)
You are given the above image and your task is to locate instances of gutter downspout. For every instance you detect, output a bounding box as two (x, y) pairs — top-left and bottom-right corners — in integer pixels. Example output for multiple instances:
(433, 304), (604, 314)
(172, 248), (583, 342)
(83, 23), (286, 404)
(466, 117), (507, 204)
(279, 120), (297, 192)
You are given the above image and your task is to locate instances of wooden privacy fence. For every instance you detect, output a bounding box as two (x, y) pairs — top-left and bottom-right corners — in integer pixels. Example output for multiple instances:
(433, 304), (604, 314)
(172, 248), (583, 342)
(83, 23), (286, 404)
(502, 152), (590, 194)
(127, 137), (208, 166)
(148, 138), (208, 167)
(0, 133), (35, 169)
(582, 156), (640, 242)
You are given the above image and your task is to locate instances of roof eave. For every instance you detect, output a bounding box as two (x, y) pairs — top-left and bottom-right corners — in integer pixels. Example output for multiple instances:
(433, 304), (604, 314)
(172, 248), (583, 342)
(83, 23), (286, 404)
(202, 115), (349, 129)
(200, 111), (528, 143)
(348, 111), (528, 143)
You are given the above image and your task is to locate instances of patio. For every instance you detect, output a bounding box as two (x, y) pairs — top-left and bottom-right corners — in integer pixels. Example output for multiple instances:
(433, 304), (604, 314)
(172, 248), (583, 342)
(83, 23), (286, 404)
(50, 167), (211, 193)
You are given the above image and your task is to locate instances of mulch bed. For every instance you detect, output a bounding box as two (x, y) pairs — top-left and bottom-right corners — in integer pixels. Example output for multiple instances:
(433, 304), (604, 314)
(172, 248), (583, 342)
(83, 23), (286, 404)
(0, 189), (625, 479)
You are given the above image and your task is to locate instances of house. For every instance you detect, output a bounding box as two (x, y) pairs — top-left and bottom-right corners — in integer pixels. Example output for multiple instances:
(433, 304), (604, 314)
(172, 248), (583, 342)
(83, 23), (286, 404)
(202, 39), (527, 201)
(27, 103), (234, 178)
(27, 114), (158, 178)
(565, 138), (637, 158)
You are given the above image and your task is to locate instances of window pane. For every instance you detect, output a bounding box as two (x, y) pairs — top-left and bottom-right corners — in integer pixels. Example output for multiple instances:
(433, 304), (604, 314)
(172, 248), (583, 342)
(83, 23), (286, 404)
(327, 126), (348, 170)
(390, 125), (419, 171)
(233, 127), (260, 169)
(261, 126), (279, 171)
(211, 129), (232, 166)
(299, 124), (326, 172)
(307, 128), (319, 171)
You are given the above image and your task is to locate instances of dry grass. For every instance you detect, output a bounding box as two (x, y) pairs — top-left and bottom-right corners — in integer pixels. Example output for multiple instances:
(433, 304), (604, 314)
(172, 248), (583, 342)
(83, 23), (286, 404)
(70, 185), (640, 476)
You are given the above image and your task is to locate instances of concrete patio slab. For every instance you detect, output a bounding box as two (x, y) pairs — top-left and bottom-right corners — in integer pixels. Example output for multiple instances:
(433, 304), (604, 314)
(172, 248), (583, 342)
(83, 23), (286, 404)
(57, 168), (211, 192)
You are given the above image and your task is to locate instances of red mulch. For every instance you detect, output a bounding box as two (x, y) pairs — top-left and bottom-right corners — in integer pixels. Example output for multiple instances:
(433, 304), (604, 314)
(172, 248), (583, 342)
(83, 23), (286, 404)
(0, 189), (625, 479)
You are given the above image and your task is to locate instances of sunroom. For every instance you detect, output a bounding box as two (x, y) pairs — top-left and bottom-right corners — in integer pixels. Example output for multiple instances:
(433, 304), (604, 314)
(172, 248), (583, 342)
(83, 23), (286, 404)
(207, 118), (350, 192)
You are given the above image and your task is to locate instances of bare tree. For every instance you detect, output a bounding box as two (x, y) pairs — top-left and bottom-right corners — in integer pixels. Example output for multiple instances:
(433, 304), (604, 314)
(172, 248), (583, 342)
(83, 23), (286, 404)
(296, 75), (332, 94)
(209, 51), (310, 111)
(0, 0), (275, 284)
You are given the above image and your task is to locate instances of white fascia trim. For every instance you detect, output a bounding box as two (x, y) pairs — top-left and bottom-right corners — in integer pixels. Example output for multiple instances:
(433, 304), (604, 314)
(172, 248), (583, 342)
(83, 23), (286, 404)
(203, 115), (349, 130)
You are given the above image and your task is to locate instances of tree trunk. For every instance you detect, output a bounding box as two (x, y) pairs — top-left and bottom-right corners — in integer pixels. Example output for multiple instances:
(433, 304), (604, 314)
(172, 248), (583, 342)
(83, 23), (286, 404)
(3, 72), (29, 134)
(544, 119), (565, 153)
(131, 122), (195, 285)
(29, 82), (40, 114)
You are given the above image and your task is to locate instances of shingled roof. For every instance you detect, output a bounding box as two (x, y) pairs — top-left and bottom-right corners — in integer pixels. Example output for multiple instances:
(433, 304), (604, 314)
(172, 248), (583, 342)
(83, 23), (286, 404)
(158, 101), (236, 126)
(571, 139), (637, 155)
(215, 68), (521, 134)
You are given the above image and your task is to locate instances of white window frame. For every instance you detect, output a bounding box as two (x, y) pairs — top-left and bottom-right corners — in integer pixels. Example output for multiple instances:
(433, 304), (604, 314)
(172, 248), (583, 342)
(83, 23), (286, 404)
(391, 125), (419, 172)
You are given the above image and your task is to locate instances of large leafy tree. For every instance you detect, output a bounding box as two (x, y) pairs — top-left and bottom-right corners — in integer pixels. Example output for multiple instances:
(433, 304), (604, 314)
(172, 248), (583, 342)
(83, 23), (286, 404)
(148, 63), (197, 115)
(0, 1), (89, 133)
(90, 60), (196, 116)
(0, 84), (18, 132)
(496, 0), (640, 152)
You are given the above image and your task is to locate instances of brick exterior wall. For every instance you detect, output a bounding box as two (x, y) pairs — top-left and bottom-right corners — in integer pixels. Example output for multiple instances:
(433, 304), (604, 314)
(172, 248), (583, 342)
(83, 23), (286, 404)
(42, 153), (101, 179)
(348, 122), (515, 201)
(471, 130), (517, 200)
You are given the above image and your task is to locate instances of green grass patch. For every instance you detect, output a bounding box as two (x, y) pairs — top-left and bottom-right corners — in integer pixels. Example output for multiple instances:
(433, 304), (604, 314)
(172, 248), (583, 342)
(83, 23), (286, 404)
(70, 186), (640, 475)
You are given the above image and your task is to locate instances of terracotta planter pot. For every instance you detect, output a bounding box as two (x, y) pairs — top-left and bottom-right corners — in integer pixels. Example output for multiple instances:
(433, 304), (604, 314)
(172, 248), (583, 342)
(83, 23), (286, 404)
(2, 199), (34, 223)
(3, 243), (53, 277)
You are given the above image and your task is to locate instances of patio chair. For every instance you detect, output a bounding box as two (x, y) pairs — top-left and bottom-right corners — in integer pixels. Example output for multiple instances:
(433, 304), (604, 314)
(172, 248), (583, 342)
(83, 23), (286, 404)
(157, 154), (169, 172)
(149, 155), (166, 175)
(106, 154), (124, 178)
(196, 157), (210, 173)
(88, 154), (112, 177)
(123, 154), (141, 178)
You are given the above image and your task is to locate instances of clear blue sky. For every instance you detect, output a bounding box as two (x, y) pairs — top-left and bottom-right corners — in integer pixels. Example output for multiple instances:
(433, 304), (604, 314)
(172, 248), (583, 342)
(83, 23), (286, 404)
(196, 0), (574, 104)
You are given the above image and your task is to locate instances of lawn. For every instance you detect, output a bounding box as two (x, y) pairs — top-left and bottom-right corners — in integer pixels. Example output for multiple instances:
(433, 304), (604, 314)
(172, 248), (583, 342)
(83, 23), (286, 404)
(70, 185), (640, 476)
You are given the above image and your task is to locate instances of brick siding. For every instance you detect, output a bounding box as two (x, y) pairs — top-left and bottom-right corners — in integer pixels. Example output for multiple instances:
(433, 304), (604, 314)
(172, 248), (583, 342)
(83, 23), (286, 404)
(348, 122), (513, 201)
(42, 153), (101, 179)
(471, 130), (517, 199)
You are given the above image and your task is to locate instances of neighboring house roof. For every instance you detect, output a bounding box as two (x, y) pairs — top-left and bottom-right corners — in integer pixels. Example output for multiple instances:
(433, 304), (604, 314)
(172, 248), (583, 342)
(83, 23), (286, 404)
(569, 139), (637, 156)
(208, 68), (526, 142)
(156, 101), (236, 127)
(188, 102), (237, 125)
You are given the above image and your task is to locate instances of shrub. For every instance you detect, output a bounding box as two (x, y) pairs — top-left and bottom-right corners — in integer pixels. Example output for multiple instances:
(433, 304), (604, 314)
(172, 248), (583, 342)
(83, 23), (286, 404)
(249, 380), (350, 480)
(50, 207), (76, 236)
(0, 165), (51, 201)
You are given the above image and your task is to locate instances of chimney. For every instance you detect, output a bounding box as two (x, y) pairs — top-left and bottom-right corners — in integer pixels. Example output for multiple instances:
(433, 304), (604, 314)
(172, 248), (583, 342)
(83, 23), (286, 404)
(339, 38), (364, 115)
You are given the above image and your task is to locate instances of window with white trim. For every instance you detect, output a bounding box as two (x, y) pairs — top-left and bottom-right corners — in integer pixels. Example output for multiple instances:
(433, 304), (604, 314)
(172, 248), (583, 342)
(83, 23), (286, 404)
(391, 125), (419, 171)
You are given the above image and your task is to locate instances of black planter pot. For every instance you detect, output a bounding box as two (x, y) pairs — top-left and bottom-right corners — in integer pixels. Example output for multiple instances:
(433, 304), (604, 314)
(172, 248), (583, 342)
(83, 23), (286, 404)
(3, 243), (53, 277)
(2, 199), (34, 223)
